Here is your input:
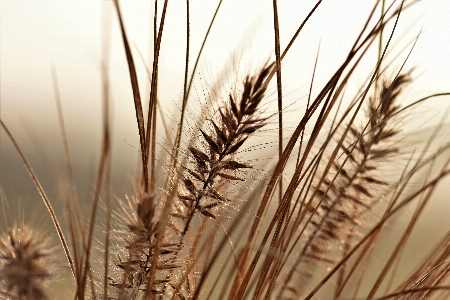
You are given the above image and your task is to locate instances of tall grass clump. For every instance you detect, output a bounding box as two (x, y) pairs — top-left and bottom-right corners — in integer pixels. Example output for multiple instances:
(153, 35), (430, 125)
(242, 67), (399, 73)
(1, 0), (449, 299)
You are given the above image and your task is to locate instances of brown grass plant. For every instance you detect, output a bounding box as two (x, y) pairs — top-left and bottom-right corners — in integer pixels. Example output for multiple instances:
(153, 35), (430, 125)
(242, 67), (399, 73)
(1, 0), (450, 299)
(0, 224), (57, 300)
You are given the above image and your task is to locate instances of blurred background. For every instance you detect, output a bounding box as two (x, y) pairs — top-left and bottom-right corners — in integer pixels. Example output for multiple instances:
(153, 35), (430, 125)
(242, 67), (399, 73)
(0, 0), (449, 296)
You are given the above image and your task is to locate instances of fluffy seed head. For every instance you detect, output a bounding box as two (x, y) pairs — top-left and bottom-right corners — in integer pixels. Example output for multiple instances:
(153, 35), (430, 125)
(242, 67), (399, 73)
(0, 225), (54, 300)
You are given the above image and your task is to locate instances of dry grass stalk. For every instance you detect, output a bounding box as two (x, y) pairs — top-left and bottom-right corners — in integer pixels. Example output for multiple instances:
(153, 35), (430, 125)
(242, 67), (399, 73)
(1, 1), (450, 299)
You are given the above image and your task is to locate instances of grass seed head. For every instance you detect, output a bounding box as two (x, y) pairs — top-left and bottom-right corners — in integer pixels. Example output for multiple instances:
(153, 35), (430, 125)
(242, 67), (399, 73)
(0, 225), (55, 300)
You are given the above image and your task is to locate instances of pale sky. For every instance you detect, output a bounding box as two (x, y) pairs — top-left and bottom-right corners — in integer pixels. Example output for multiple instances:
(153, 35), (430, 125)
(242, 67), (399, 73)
(1, 1), (449, 130)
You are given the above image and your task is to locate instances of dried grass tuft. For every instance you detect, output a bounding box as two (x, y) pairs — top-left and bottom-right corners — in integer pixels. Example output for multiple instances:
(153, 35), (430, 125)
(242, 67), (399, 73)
(0, 225), (56, 300)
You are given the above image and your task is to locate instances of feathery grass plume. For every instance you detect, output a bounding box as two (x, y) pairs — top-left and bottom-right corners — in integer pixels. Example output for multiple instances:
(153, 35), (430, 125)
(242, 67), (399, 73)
(0, 225), (56, 300)
(279, 72), (412, 298)
(174, 61), (274, 237)
(107, 192), (182, 299)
